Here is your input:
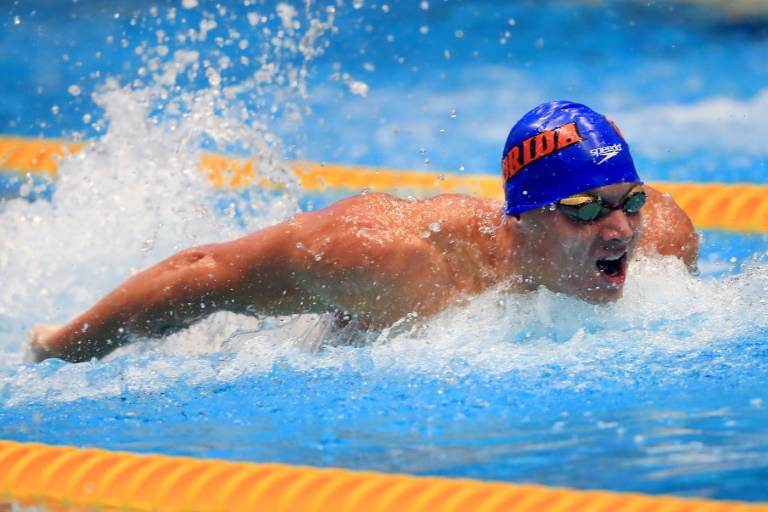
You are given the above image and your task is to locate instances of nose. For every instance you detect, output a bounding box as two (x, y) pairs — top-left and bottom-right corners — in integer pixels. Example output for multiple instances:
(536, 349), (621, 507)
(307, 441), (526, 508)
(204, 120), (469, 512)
(599, 209), (637, 245)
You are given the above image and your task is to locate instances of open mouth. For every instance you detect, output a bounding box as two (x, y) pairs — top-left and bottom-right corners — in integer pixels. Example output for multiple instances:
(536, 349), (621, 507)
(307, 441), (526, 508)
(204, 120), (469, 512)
(596, 252), (627, 283)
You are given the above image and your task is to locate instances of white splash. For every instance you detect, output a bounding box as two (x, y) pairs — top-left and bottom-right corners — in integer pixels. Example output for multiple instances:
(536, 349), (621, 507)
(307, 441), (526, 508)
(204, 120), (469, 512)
(0, 1), (346, 364)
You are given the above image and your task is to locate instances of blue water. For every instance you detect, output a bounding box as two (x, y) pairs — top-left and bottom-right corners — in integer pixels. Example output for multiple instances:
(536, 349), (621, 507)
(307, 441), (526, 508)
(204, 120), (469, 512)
(2, 0), (768, 503)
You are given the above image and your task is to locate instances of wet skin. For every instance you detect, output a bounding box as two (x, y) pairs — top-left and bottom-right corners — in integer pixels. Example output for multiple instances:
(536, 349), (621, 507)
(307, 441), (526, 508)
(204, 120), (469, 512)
(29, 184), (698, 362)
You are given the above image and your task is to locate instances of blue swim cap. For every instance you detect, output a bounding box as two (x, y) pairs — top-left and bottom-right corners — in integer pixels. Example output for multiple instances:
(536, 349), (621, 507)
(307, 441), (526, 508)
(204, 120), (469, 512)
(502, 101), (641, 216)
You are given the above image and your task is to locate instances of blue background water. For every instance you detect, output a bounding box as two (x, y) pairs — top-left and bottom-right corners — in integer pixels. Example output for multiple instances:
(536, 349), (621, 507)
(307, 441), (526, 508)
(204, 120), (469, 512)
(2, 0), (768, 503)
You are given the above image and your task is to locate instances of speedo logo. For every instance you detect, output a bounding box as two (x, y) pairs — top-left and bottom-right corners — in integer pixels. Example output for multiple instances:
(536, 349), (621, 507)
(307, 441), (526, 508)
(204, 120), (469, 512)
(502, 122), (586, 183)
(590, 144), (623, 165)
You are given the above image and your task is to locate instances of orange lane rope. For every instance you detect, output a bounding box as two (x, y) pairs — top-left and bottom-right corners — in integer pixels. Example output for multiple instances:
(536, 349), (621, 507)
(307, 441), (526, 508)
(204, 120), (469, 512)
(1, 136), (766, 232)
(1, 440), (766, 512)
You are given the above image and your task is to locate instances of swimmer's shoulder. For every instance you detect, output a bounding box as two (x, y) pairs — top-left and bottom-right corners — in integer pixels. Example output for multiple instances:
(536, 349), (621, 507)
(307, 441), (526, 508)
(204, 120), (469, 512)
(423, 194), (506, 233)
(299, 192), (503, 230)
(641, 185), (699, 270)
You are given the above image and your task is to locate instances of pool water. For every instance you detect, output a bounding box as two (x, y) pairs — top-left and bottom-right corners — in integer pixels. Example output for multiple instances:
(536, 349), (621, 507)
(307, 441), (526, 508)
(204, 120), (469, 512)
(2, 0), (768, 502)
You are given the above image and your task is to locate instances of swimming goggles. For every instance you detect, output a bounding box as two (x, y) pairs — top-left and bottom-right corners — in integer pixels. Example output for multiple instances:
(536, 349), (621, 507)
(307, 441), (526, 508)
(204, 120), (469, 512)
(557, 185), (646, 222)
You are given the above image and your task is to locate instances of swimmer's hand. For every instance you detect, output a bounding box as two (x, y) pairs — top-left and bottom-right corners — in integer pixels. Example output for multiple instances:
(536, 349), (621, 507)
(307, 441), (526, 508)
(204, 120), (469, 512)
(27, 324), (63, 363)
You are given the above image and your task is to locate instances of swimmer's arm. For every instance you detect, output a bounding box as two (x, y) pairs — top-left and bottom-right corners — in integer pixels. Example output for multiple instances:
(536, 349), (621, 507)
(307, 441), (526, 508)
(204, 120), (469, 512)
(30, 222), (311, 363)
(639, 185), (700, 271)
(30, 193), (464, 362)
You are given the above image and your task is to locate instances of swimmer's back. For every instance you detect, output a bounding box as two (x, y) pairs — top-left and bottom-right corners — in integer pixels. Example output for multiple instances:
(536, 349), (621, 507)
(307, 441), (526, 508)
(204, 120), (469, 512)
(281, 193), (514, 326)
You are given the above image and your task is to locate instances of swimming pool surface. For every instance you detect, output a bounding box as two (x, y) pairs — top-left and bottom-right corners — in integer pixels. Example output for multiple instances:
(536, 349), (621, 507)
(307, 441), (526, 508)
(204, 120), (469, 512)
(2, 0), (768, 504)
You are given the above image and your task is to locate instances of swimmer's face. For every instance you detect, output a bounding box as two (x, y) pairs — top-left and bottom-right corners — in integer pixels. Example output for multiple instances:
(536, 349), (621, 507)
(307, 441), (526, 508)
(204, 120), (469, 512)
(518, 182), (644, 304)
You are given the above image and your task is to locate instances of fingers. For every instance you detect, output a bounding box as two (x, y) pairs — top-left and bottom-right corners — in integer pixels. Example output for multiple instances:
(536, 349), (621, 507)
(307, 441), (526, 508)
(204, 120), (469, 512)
(27, 324), (63, 363)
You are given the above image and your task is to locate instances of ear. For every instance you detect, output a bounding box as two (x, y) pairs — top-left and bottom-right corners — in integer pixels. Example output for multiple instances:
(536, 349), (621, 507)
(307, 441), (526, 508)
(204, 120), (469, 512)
(507, 210), (537, 237)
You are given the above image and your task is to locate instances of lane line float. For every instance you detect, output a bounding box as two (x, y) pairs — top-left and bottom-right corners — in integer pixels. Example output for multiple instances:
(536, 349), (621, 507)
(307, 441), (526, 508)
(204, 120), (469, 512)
(1, 136), (767, 231)
(1, 440), (766, 512)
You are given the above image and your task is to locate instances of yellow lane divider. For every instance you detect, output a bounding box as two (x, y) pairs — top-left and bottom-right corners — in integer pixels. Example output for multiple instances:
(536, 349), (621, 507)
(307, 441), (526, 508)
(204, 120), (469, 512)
(1, 440), (765, 512)
(1, 136), (767, 231)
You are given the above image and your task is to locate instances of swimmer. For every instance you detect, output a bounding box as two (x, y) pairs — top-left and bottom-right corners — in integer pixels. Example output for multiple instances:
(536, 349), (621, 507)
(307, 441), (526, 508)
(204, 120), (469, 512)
(30, 101), (699, 363)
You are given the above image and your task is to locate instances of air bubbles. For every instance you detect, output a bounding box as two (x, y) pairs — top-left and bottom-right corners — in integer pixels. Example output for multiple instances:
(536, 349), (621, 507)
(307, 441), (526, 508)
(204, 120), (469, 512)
(68, 85), (82, 97)
(348, 81), (369, 97)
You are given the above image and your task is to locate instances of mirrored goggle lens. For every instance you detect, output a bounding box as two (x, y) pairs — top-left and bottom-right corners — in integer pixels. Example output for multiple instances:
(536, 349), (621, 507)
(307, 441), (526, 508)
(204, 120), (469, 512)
(569, 201), (605, 221)
(559, 189), (647, 221)
(622, 191), (647, 214)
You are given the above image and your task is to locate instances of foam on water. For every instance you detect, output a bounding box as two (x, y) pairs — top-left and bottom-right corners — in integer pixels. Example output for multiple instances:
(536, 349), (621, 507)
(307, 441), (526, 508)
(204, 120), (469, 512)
(2, 3), (768, 409)
(4, 251), (768, 407)
(0, 0), (767, 417)
(0, 2), (344, 364)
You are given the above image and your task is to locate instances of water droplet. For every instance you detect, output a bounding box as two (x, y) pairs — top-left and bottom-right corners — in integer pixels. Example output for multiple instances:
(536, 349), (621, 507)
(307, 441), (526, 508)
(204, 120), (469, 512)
(206, 67), (221, 86)
(419, 148), (426, 154)
(420, 1), (429, 10)
(353, 0), (364, 9)
(314, 254), (323, 261)
(420, 231), (431, 239)
(423, 158), (430, 165)
(51, 105), (59, 115)
(68, 84), (82, 96)
(182, 0), (198, 8)
(296, 242), (304, 248)
(13, 16), (20, 25)
(438, 173), (445, 181)
(450, 109), (457, 118)
(419, 26), (429, 35)
(429, 222), (441, 233)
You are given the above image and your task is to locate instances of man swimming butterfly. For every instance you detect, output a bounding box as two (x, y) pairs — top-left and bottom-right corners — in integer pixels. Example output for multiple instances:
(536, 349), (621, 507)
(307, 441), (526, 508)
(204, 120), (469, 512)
(30, 101), (699, 362)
